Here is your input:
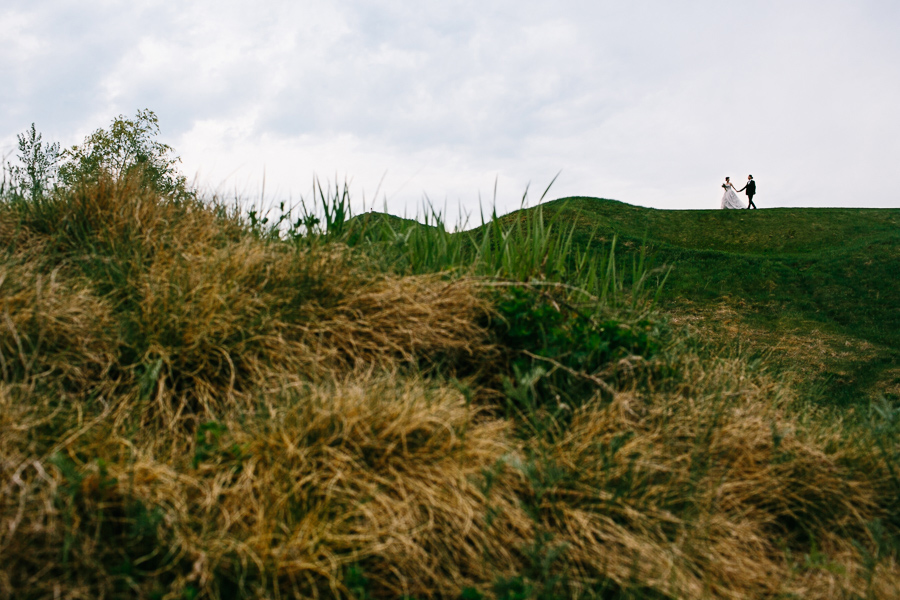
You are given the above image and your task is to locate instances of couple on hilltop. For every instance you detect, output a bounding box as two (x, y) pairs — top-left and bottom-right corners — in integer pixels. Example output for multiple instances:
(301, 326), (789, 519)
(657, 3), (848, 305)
(721, 175), (757, 209)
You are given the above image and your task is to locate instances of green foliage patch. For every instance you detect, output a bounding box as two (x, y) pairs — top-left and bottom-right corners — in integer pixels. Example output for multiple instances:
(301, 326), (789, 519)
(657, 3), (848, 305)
(492, 285), (660, 415)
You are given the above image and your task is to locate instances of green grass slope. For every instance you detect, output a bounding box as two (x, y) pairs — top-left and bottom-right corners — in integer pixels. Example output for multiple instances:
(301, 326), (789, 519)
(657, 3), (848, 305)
(533, 197), (900, 405)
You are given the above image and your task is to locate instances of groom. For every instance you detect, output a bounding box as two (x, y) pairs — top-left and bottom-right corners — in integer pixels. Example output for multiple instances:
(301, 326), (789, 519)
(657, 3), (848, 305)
(737, 175), (757, 209)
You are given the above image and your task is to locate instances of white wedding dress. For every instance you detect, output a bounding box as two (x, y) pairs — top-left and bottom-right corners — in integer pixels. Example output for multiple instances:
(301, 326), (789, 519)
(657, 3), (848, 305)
(720, 183), (744, 209)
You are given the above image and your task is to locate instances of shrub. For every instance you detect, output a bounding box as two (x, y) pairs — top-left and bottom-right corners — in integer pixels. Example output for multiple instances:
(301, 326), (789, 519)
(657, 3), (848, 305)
(58, 109), (192, 200)
(491, 285), (661, 419)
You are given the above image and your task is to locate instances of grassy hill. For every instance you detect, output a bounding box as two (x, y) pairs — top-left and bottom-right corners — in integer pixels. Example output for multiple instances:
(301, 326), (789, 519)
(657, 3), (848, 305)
(2, 178), (899, 599)
(5, 113), (898, 598)
(510, 198), (900, 407)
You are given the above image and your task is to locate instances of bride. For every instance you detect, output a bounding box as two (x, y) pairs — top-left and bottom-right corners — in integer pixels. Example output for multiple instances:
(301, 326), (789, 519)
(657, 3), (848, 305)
(720, 177), (744, 209)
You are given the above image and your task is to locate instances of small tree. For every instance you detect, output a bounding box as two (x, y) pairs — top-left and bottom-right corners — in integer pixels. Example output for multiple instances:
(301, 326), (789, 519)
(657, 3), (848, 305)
(59, 109), (191, 198)
(6, 123), (60, 201)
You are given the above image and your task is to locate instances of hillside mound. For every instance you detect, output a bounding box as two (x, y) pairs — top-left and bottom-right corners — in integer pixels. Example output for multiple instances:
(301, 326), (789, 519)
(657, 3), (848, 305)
(513, 197), (900, 406)
(1, 180), (899, 599)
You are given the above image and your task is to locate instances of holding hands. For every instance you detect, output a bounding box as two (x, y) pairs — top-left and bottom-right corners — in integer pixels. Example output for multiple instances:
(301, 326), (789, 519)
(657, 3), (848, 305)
(720, 174), (758, 209)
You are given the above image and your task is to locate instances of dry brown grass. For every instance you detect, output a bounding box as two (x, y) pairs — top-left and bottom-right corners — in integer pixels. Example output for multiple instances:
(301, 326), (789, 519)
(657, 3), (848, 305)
(552, 355), (899, 599)
(1, 181), (898, 599)
(132, 234), (494, 425)
(1, 177), (495, 427)
(0, 256), (117, 391)
(666, 299), (897, 404)
(0, 376), (524, 598)
(3, 358), (898, 599)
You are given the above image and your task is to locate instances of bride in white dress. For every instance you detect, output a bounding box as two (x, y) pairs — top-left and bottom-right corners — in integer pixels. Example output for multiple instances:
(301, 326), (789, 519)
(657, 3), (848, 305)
(720, 177), (744, 209)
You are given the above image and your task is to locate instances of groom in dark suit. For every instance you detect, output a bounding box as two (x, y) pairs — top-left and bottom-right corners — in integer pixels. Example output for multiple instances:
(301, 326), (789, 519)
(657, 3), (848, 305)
(738, 175), (757, 209)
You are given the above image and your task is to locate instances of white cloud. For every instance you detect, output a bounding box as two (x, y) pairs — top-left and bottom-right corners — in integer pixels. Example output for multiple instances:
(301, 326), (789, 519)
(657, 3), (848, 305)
(2, 0), (899, 216)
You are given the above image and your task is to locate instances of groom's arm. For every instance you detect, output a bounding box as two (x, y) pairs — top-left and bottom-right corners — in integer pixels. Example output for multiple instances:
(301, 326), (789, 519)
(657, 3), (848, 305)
(737, 185), (746, 192)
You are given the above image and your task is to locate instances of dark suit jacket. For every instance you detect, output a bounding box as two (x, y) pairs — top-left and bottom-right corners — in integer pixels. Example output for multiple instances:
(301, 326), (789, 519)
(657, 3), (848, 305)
(738, 180), (756, 195)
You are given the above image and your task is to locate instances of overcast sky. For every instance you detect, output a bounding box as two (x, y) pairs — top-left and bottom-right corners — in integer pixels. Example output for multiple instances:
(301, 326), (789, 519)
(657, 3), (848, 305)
(2, 0), (899, 220)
